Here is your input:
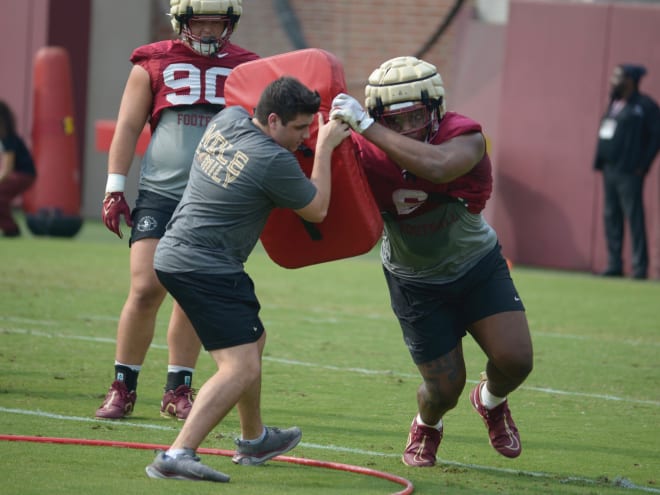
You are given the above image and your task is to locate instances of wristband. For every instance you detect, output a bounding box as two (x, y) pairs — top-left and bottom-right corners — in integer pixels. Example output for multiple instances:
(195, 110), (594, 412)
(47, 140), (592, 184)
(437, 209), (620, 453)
(105, 173), (126, 193)
(358, 116), (375, 133)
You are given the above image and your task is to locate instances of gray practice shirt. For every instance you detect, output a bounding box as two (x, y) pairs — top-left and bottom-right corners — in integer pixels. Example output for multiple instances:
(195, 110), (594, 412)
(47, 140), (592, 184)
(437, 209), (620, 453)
(154, 106), (317, 274)
(381, 201), (497, 283)
(139, 106), (219, 201)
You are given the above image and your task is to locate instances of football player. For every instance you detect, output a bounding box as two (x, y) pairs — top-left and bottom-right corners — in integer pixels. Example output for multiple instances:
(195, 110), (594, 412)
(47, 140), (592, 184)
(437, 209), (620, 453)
(97, 0), (259, 421)
(331, 56), (534, 466)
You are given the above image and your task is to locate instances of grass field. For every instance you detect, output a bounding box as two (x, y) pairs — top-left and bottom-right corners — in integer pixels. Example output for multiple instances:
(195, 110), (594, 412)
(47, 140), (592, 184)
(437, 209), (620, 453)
(1, 216), (659, 494)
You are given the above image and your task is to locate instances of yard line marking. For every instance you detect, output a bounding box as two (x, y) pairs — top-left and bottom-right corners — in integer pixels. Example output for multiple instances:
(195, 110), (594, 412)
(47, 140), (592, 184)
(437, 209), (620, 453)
(1, 327), (119, 344)
(2, 327), (659, 407)
(0, 407), (176, 431)
(0, 316), (58, 326)
(519, 385), (660, 405)
(533, 331), (660, 347)
(1, 407), (658, 494)
(265, 357), (660, 406)
(265, 356), (417, 377)
(3, 314), (659, 347)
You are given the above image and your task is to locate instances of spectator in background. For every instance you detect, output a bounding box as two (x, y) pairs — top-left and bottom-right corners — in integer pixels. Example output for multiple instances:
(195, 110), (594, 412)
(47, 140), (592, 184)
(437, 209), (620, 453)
(331, 56), (533, 467)
(0, 101), (36, 237)
(594, 63), (660, 280)
(96, 0), (259, 420)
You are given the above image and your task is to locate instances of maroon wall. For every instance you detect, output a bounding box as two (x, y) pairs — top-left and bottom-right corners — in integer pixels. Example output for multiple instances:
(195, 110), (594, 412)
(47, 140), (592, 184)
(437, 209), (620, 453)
(0, 1), (49, 139)
(47, 0), (91, 171)
(0, 0), (89, 173)
(491, 0), (660, 279)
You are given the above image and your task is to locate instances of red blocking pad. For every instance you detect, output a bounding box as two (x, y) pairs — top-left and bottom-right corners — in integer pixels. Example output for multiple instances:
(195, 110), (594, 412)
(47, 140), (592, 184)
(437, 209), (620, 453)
(95, 120), (150, 156)
(224, 49), (382, 268)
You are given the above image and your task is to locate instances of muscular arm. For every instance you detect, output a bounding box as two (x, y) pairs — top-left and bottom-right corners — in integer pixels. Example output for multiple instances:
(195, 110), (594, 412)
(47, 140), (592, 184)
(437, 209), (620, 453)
(107, 65), (153, 175)
(361, 122), (486, 183)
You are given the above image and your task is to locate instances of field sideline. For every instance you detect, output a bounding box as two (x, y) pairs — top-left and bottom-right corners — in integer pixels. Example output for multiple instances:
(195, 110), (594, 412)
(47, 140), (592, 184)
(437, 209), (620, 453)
(1, 217), (659, 494)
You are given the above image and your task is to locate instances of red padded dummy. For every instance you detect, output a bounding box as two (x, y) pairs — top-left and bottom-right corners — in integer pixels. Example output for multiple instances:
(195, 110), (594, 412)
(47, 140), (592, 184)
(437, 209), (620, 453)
(224, 48), (382, 268)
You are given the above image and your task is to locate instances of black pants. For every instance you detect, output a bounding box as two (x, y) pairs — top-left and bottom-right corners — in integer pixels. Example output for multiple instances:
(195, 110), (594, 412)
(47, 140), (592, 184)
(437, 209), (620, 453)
(602, 168), (648, 277)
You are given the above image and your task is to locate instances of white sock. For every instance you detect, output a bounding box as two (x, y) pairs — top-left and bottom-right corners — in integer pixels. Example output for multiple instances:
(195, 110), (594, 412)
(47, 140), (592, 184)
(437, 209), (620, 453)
(480, 382), (506, 409)
(240, 427), (267, 444)
(165, 448), (189, 459)
(416, 413), (443, 430)
(114, 360), (141, 372)
(168, 365), (195, 373)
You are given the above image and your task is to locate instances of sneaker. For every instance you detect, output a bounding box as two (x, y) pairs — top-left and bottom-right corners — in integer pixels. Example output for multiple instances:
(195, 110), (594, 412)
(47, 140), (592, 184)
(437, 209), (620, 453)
(146, 450), (230, 482)
(161, 385), (194, 420)
(401, 416), (443, 467)
(95, 380), (136, 419)
(469, 380), (521, 458)
(232, 426), (302, 465)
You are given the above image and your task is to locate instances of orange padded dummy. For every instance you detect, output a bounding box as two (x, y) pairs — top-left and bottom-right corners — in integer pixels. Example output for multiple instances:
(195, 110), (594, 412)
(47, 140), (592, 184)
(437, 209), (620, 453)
(224, 48), (382, 268)
(24, 46), (83, 236)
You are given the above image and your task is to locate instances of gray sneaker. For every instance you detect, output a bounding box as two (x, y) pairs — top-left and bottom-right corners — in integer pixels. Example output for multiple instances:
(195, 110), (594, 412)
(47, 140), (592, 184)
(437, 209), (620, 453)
(145, 450), (230, 482)
(232, 426), (302, 465)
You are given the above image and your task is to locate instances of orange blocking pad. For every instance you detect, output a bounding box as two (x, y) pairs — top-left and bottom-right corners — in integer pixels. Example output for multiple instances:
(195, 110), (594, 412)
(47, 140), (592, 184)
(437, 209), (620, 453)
(95, 120), (151, 156)
(24, 46), (80, 216)
(224, 48), (383, 268)
(23, 46), (83, 236)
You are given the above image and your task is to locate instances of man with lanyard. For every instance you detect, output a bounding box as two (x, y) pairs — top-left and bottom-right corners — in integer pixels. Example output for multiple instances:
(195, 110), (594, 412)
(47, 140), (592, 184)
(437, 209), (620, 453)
(594, 63), (660, 280)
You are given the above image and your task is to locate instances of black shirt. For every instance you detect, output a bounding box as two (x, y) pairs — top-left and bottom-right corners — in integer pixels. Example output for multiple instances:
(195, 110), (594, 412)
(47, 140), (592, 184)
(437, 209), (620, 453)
(1, 134), (36, 176)
(594, 91), (660, 175)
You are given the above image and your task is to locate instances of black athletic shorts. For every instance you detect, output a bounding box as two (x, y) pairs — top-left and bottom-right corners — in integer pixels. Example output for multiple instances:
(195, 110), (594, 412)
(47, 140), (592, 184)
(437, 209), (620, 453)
(129, 189), (180, 246)
(383, 243), (525, 365)
(155, 270), (265, 351)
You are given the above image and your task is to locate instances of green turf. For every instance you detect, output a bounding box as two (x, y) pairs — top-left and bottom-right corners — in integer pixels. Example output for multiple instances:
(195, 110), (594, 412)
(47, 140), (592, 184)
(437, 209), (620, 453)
(1, 216), (658, 494)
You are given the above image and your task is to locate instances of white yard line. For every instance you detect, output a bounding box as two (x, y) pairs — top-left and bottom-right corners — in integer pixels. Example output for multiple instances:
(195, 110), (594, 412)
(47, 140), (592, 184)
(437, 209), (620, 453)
(2, 325), (659, 407)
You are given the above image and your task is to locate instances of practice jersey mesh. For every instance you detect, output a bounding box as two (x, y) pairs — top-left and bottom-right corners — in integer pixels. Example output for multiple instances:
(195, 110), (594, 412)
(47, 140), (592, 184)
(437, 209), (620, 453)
(354, 112), (497, 282)
(130, 39), (259, 200)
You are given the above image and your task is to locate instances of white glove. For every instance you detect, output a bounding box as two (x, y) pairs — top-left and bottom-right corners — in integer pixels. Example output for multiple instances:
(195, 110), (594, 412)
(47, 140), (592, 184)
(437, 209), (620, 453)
(330, 93), (374, 134)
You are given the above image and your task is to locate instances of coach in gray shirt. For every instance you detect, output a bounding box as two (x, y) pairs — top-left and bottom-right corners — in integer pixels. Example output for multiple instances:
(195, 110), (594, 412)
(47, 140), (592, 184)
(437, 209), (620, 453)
(148, 76), (351, 482)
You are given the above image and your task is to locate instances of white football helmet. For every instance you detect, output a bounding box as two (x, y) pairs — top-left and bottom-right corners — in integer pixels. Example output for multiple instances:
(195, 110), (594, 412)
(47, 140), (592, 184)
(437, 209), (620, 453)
(365, 56), (446, 141)
(170, 0), (242, 56)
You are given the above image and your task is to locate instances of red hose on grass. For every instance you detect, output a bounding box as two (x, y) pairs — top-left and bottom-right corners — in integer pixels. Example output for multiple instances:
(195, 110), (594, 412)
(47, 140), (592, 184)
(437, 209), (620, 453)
(0, 434), (414, 494)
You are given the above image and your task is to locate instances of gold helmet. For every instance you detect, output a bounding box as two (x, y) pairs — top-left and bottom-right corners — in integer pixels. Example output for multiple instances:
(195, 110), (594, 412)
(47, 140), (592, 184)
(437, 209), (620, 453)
(365, 56), (445, 141)
(170, 0), (242, 55)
